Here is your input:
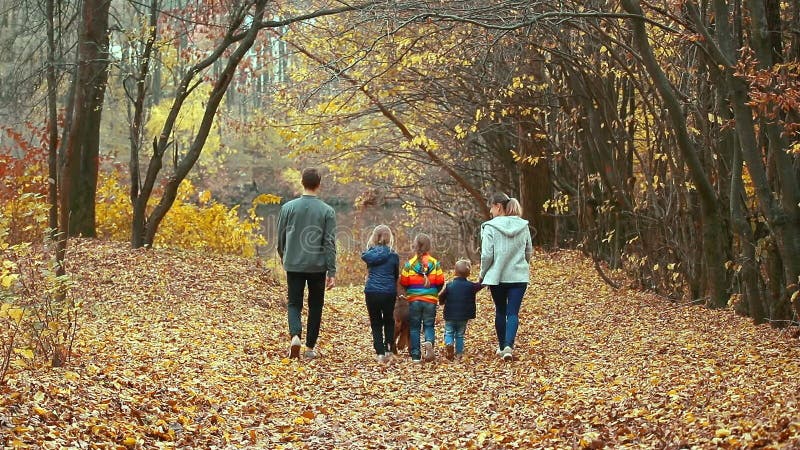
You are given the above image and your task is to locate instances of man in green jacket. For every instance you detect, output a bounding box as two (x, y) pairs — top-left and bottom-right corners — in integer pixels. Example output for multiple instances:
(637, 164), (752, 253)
(277, 168), (337, 359)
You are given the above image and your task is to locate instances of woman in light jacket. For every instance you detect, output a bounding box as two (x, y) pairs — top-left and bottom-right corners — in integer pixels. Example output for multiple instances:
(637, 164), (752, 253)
(479, 192), (533, 361)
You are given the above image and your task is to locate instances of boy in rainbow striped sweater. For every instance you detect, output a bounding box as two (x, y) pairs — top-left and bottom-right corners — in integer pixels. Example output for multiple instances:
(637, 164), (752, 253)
(399, 233), (445, 362)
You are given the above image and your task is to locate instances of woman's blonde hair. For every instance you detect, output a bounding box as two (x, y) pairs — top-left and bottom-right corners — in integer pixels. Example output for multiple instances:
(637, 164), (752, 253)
(488, 192), (523, 216)
(505, 198), (522, 216)
(367, 224), (394, 249)
(412, 233), (432, 255)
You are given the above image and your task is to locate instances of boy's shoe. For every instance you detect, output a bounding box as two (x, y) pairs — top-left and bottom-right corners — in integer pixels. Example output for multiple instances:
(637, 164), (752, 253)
(289, 336), (301, 359)
(422, 341), (434, 362)
(445, 344), (455, 361)
(502, 346), (513, 361)
(304, 347), (317, 359)
(376, 354), (385, 363)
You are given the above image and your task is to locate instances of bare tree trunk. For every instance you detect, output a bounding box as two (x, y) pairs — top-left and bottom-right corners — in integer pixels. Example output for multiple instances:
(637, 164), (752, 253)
(622, 0), (729, 308)
(746, 0), (800, 314)
(517, 122), (552, 247)
(686, 0), (800, 317)
(519, 52), (555, 247)
(59, 0), (111, 239)
(130, 1), (369, 248)
(46, 0), (59, 238)
(730, 139), (766, 323)
(138, 0), (269, 246)
(127, 0), (158, 247)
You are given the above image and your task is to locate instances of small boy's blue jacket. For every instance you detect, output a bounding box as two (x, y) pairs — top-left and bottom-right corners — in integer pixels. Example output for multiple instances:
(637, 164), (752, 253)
(439, 277), (483, 321)
(361, 245), (400, 295)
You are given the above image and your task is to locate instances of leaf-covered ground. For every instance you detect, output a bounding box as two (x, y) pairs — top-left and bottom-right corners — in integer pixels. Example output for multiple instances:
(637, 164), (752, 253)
(2, 240), (800, 449)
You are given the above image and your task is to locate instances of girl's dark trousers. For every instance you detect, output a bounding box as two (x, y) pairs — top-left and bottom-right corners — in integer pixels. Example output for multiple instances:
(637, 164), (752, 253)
(365, 292), (396, 354)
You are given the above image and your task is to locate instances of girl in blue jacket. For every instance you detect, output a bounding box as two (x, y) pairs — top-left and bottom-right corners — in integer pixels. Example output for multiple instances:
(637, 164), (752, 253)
(361, 225), (401, 363)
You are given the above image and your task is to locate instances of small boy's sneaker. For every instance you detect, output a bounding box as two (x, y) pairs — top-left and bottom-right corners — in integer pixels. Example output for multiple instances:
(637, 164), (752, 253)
(445, 344), (455, 361)
(422, 341), (434, 362)
(289, 336), (301, 359)
(502, 346), (513, 361)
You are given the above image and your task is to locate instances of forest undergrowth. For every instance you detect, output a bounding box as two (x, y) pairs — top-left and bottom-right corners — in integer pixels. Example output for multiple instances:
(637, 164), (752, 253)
(2, 240), (799, 449)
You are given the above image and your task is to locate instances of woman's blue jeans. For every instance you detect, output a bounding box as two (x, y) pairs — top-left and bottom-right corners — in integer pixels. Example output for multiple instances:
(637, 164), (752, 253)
(489, 283), (527, 350)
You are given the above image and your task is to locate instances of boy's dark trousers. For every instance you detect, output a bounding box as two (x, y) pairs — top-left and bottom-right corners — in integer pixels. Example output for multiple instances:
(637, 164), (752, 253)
(365, 293), (396, 355)
(286, 271), (326, 348)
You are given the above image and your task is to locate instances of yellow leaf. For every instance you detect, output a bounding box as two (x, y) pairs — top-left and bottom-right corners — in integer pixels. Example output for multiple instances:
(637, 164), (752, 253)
(123, 436), (137, 448)
(7, 306), (24, 322)
(64, 371), (80, 381)
(715, 428), (731, 438)
(199, 190), (212, 204)
(1, 273), (18, 288)
(14, 348), (34, 359)
(252, 193), (282, 205)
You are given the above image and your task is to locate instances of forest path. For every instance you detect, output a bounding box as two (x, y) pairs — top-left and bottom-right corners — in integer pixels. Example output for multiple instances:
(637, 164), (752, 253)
(2, 241), (800, 449)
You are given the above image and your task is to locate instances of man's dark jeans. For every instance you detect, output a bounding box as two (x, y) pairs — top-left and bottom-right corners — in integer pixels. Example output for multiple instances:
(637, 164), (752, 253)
(286, 271), (326, 349)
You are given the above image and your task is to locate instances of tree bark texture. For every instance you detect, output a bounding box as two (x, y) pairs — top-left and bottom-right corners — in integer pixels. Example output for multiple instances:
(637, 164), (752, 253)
(59, 0), (111, 239)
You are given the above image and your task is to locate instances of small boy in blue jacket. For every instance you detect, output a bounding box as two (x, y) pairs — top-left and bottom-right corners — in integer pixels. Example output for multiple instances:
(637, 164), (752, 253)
(438, 259), (484, 361)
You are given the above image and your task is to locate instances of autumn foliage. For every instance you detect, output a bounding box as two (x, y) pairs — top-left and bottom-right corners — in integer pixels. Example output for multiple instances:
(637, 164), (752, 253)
(95, 168), (274, 257)
(1, 149), (275, 387)
(2, 241), (800, 448)
(0, 126), (49, 245)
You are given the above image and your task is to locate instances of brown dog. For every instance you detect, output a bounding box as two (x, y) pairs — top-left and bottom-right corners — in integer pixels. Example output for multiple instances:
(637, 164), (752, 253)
(393, 295), (410, 354)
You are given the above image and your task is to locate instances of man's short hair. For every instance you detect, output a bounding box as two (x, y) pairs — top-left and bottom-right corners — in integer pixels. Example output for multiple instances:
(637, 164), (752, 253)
(301, 168), (322, 190)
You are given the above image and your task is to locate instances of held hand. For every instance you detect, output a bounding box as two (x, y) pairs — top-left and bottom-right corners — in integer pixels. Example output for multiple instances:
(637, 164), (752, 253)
(326, 277), (336, 290)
